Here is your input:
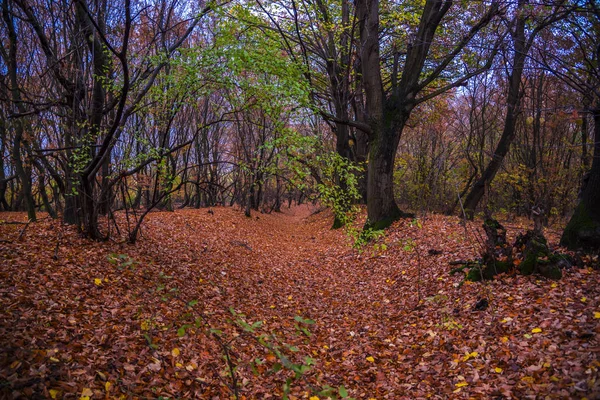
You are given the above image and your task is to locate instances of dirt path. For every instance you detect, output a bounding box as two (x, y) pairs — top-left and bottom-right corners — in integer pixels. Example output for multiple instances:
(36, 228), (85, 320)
(1, 207), (599, 399)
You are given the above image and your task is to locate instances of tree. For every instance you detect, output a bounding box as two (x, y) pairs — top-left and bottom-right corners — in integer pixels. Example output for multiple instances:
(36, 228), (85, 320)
(355, 0), (502, 228)
(462, 0), (572, 218)
(10, 0), (212, 238)
(0, 0), (36, 221)
(547, 1), (600, 250)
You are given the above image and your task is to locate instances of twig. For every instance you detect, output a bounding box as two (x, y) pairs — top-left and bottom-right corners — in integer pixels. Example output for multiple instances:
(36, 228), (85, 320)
(211, 332), (240, 400)
(53, 223), (61, 260)
(17, 220), (32, 241)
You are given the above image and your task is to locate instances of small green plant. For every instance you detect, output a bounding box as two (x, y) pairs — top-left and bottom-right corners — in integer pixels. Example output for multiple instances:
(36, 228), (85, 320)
(349, 226), (385, 250)
(107, 253), (137, 270)
(220, 309), (354, 399)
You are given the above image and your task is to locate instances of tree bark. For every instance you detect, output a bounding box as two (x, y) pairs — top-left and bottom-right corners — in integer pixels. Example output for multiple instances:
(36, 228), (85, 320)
(561, 108), (600, 250)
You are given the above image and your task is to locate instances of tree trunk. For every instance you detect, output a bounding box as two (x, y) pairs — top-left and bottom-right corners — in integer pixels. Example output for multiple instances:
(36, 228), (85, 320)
(462, 0), (527, 218)
(561, 108), (600, 251)
(2, 0), (36, 221)
(365, 116), (407, 228)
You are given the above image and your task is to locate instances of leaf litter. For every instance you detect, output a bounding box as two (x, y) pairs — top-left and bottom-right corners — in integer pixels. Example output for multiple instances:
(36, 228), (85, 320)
(0, 206), (598, 399)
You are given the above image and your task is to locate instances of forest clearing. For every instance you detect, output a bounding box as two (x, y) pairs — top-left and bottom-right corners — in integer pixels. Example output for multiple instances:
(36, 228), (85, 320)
(1, 205), (598, 399)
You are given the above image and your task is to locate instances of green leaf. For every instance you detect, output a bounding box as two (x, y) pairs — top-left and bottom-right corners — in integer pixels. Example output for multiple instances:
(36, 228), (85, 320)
(251, 320), (263, 330)
(209, 328), (222, 336)
(339, 385), (349, 398)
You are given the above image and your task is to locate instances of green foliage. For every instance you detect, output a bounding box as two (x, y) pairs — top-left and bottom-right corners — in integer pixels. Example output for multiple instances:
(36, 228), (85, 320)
(348, 226), (385, 250)
(315, 153), (363, 227)
(224, 309), (353, 399)
(107, 253), (137, 271)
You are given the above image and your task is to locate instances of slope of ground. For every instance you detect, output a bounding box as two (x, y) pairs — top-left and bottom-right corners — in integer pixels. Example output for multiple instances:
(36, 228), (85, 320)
(0, 206), (598, 399)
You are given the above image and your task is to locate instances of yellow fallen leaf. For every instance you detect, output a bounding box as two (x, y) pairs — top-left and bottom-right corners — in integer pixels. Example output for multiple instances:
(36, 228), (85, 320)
(581, 297), (587, 303)
(309, 397), (320, 400)
(494, 367), (503, 373)
(81, 388), (93, 397)
(105, 381), (111, 392)
(462, 351), (478, 362)
(79, 397), (90, 400)
(94, 278), (102, 286)
(171, 348), (180, 357)
(140, 320), (150, 331)
(49, 357), (59, 362)
(501, 336), (509, 343)
(551, 283), (557, 288)
(175, 362), (183, 368)
(366, 356), (375, 362)
(594, 312), (600, 319)
(185, 363), (196, 371)
(521, 376), (535, 383)
(49, 389), (59, 399)
(455, 381), (468, 387)
(531, 328), (542, 333)
(270, 305), (275, 309)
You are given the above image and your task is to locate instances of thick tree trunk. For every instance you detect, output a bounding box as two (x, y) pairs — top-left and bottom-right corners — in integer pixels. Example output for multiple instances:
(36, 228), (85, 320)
(561, 108), (600, 251)
(365, 114), (408, 228)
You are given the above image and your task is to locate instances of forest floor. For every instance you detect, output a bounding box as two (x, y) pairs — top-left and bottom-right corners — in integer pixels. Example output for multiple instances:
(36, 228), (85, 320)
(0, 205), (599, 400)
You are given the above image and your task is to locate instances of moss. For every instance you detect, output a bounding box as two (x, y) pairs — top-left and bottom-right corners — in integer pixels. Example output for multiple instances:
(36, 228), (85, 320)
(519, 235), (549, 276)
(519, 253), (536, 275)
(465, 260), (511, 281)
(561, 202), (600, 250)
(465, 267), (482, 282)
(331, 216), (344, 230)
(538, 263), (562, 280)
(484, 218), (504, 230)
(364, 209), (414, 231)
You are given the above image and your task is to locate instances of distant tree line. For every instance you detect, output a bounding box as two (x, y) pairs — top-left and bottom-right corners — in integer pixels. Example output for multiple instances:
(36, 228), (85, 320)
(0, 0), (598, 250)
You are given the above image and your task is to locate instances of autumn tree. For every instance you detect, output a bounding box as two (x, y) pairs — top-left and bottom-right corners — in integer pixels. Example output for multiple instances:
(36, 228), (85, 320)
(462, 0), (573, 218)
(355, 0), (503, 228)
(7, 0), (213, 238)
(543, 1), (600, 250)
